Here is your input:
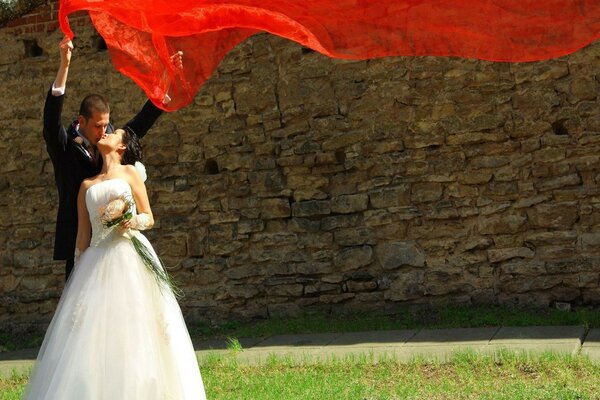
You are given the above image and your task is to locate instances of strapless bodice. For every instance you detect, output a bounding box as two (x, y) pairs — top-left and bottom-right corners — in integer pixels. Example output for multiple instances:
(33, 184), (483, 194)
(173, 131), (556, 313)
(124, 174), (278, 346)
(85, 178), (138, 247)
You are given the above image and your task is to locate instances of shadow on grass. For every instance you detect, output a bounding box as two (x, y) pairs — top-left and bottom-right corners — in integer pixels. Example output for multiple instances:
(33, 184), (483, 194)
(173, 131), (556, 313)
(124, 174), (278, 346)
(188, 305), (600, 341)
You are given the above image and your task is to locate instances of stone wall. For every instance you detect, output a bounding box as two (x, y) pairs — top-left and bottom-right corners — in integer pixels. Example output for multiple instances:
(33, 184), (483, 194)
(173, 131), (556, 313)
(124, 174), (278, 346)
(2, 2), (600, 328)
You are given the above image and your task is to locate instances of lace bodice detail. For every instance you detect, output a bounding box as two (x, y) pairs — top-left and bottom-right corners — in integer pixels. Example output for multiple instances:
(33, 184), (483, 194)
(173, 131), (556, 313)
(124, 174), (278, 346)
(86, 178), (137, 247)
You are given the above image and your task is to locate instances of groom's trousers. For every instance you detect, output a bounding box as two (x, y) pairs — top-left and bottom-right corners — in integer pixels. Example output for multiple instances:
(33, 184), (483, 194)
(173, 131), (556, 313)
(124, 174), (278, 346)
(65, 258), (74, 282)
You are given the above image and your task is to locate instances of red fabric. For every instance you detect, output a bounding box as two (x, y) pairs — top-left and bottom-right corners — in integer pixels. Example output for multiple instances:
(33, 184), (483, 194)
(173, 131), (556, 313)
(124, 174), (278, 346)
(58, 1), (600, 111)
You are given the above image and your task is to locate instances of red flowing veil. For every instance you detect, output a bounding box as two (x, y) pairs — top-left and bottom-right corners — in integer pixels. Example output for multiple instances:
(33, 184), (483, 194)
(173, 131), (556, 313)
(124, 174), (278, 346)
(58, 1), (600, 111)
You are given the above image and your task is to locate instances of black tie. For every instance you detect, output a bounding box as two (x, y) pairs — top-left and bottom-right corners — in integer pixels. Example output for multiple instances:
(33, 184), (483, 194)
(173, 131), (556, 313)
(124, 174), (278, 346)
(86, 143), (97, 163)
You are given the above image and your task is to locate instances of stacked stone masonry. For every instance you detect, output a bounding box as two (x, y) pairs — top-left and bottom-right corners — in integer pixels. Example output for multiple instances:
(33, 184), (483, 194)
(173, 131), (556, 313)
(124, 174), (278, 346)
(1, 2), (600, 328)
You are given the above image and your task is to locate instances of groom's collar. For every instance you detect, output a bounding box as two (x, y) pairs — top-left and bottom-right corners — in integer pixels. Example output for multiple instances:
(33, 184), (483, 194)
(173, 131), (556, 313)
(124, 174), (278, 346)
(71, 122), (92, 148)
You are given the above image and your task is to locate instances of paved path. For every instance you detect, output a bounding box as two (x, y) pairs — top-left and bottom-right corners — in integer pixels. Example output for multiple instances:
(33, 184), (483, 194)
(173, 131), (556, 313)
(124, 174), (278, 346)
(1, 325), (598, 378)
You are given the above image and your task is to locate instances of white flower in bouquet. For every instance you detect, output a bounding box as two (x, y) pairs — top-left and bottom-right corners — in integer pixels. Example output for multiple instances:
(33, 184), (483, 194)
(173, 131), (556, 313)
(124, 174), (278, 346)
(100, 195), (133, 228)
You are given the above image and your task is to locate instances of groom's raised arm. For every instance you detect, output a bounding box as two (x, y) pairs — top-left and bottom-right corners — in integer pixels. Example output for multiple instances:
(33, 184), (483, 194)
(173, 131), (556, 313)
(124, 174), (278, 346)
(43, 37), (73, 160)
(43, 89), (66, 160)
(122, 100), (164, 139)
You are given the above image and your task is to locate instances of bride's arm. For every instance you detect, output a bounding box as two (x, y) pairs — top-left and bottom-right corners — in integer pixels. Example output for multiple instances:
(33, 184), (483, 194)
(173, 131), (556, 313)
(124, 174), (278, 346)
(75, 181), (92, 262)
(123, 165), (154, 230)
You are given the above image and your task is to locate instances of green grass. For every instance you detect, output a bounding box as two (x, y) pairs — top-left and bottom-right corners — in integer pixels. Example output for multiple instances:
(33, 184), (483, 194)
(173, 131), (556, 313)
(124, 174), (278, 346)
(0, 370), (27, 400)
(188, 305), (600, 340)
(199, 351), (600, 399)
(4, 351), (598, 399)
(225, 337), (243, 354)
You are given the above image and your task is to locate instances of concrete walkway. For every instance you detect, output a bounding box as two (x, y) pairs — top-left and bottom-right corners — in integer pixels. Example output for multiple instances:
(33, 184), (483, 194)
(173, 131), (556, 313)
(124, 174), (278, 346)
(1, 325), (599, 377)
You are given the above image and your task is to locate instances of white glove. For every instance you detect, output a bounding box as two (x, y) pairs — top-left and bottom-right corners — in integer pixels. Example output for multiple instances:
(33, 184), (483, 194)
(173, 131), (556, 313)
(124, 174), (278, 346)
(134, 161), (147, 182)
(74, 248), (82, 264)
(129, 213), (152, 230)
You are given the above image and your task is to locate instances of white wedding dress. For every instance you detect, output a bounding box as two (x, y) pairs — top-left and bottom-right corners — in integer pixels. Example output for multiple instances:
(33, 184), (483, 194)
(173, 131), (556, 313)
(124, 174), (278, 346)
(24, 178), (206, 400)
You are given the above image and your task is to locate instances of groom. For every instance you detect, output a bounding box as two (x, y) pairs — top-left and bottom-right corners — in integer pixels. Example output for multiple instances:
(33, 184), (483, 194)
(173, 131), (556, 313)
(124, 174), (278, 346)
(43, 37), (180, 281)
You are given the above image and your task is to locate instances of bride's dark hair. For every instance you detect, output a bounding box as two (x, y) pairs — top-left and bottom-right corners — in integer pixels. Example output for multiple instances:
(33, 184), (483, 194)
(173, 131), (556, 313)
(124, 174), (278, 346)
(120, 128), (143, 165)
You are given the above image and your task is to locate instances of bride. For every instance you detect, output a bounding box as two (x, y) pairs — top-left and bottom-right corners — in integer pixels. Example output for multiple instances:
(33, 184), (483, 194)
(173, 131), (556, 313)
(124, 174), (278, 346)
(24, 128), (206, 399)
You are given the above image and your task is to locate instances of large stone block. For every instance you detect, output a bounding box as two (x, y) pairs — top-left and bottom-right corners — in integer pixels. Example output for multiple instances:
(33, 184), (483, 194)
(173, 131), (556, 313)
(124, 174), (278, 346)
(363, 209), (393, 226)
(229, 284), (262, 299)
(346, 280), (378, 292)
(536, 174), (581, 192)
(478, 212), (527, 235)
(322, 131), (367, 150)
(260, 198), (291, 219)
(291, 200), (331, 217)
(248, 170), (286, 194)
(579, 233), (600, 252)
(527, 202), (579, 229)
(206, 239), (244, 256)
(499, 260), (546, 276)
(500, 275), (563, 294)
(321, 214), (360, 231)
(226, 265), (262, 280)
(237, 219), (265, 234)
(287, 218), (321, 233)
(376, 242), (425, 270)
(536, 245), (576, 260)
(304, 282), (341, 295)
(296, 262), (334, 275)
(385, 270), (425, 301)
(333, 228), (376, 246)
(569, 78), (598, 102)
(411, 183), (443, 203)
(369, 185), (410, 208)
(251, 232), (298, 246)
(298, 232), (333, 248)
(333, 245), (373, 270)
(233, 81), (278, 114)
(266, 284), (304, 297)
(331, 194), (369, 214)
(488, 247), (535, 263)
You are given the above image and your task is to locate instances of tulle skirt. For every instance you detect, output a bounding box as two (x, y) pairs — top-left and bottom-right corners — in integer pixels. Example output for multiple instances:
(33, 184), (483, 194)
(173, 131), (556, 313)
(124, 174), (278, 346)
(24, 235), (206, 400)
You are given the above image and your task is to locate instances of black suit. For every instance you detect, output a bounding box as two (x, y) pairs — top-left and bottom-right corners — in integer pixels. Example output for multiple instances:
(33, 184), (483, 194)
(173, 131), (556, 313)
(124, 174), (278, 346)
(43, 88), (164, 279)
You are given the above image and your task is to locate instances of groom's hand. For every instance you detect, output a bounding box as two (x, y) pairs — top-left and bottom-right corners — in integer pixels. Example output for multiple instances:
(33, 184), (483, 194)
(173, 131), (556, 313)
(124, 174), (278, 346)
(162, 51), (184, 105)
(59, 36), (73, 67)
(53, 37), (74, 93)
(170, 51), (183, 70)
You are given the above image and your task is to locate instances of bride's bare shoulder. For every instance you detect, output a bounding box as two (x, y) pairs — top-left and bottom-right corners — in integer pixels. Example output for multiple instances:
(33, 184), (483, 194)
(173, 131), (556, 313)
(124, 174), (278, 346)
(78, 177), (96, 198)
(80, 177), (96, 189)
(121, 164), (142, 183)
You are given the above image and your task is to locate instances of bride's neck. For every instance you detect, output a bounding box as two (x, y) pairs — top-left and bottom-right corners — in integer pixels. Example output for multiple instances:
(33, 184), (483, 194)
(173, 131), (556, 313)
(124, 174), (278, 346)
(100, 152), (123, 175)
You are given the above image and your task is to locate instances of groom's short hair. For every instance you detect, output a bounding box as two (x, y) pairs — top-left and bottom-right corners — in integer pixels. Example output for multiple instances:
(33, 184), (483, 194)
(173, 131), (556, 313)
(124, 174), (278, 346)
(79, 94), (110, 119)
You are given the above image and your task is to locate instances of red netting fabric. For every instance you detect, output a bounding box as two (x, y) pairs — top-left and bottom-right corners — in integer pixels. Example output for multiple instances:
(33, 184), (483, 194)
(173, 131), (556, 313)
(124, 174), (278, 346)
(59, 1), (600, 111)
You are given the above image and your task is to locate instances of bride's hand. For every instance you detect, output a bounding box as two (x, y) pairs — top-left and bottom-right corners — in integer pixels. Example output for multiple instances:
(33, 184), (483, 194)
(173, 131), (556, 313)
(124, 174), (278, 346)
(120, 218), (133, 230)
(116, 220), (132, 238)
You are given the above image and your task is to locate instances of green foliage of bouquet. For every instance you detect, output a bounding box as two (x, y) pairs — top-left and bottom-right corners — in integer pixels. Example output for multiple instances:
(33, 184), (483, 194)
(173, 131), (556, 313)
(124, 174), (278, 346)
(101, 195), (183, 298)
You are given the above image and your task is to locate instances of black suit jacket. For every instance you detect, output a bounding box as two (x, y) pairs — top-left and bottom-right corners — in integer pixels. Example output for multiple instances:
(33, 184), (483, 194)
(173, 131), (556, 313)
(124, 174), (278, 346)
(43, 88), (164, 260)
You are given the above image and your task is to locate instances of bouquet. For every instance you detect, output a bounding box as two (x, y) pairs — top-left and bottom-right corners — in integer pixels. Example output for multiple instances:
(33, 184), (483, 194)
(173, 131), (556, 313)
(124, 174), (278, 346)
(100, 194), (134, 228)
(101, 195), (182, 298)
